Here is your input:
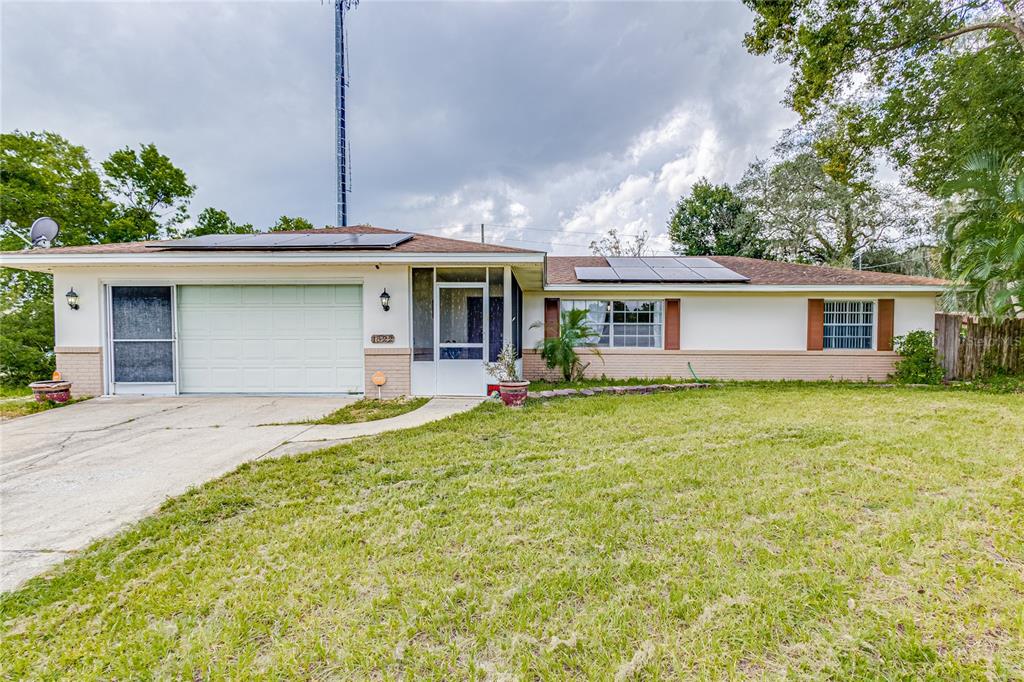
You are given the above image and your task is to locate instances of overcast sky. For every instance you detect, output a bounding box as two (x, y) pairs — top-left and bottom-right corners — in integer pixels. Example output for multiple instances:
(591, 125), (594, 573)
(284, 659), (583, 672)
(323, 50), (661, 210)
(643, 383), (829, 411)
(2, 1), (795, 253)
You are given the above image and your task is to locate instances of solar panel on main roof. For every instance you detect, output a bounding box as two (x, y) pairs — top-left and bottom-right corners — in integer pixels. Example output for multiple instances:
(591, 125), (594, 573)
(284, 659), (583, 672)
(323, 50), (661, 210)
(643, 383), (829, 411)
(675, 257), (719, 268)
(688, 267), (749, 281)
(147, 232), (414, 250)
(610, 266), (658, 281)
(652, 267), (703, 281)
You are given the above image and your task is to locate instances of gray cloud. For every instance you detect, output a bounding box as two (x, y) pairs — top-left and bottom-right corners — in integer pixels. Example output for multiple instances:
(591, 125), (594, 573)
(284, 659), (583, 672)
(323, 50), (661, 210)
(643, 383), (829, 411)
(2, 1), (795, 252)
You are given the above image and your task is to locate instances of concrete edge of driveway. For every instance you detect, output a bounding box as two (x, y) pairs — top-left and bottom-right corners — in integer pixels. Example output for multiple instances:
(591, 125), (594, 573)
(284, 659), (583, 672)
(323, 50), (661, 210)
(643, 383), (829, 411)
(261, 396), (485, 458)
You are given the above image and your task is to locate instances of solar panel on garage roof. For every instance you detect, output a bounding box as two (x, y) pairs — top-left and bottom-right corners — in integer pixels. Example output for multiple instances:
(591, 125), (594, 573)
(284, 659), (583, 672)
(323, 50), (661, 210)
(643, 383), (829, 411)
(147, 233), (414, 250)
(573, 256), (749, 283)
(573, 267), (618, 280)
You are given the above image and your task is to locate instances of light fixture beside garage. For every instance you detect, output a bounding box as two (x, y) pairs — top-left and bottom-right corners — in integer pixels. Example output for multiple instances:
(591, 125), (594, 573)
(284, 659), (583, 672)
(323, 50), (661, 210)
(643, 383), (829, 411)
(65, 287), (80, 310)
(380, 288), (391, 312)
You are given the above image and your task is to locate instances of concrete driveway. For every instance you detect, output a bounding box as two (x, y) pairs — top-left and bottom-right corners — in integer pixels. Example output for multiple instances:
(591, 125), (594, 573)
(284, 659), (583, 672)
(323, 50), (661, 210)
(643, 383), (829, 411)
(1, 395), (483, 592)
(1, 394), (481, 591)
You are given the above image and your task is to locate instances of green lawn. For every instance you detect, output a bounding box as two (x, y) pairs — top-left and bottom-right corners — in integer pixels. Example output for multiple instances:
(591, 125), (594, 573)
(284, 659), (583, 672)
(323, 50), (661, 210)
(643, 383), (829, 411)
(0, 389), (88, 421)
(294, 396), (429, 425)
(3, 385), (1023, 679)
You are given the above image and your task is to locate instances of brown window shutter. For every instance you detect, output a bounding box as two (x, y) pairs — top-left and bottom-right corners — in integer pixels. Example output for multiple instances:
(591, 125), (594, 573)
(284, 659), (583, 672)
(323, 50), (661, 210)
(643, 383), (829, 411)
(544, 298), (560, 339)
(877, 299), (895, 351)
(664, 299), (680, 350)
(807, 299), (824, 351)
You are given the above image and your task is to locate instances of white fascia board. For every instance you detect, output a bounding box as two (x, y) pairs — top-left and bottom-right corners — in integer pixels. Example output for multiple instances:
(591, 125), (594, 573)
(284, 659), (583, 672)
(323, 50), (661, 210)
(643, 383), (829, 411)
(0, 252), (546, 267)
(544, 283), (945, 293)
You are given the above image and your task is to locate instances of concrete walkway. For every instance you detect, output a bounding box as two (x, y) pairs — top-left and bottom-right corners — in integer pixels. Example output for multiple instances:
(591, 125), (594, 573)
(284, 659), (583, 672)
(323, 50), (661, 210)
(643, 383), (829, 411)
(0, 395), (480, 592)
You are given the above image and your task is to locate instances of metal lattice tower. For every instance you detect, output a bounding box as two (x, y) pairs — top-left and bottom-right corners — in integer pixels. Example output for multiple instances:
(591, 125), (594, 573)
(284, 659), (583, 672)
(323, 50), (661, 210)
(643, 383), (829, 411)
(335, 0), (358, 227)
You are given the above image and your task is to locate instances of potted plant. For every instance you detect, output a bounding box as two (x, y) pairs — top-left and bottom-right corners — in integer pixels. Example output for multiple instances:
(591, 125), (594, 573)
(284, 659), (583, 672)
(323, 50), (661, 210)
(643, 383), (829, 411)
(530, 308), (603, 382)
(484, 342), (529, 407)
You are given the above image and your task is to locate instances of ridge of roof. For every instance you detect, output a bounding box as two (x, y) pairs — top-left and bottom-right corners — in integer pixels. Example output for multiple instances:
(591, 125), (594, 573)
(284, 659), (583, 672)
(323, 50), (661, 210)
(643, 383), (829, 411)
(545, 255), (947, 287)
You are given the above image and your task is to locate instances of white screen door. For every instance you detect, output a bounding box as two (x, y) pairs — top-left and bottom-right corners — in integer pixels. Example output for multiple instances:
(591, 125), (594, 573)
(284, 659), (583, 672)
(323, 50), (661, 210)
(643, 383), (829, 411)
(435, 282), (487, 395)
(108, 285), (177, 395)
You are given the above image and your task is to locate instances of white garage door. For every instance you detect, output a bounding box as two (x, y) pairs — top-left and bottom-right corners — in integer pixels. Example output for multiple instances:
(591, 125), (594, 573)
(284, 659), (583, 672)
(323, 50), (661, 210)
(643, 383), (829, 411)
(177, 285), (363, 393)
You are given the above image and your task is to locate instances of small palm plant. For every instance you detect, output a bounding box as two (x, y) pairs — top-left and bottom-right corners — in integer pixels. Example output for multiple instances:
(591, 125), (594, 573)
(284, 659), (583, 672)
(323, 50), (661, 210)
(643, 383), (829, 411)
(531, 308), (603, 382)
(941, 152), (1024, 317)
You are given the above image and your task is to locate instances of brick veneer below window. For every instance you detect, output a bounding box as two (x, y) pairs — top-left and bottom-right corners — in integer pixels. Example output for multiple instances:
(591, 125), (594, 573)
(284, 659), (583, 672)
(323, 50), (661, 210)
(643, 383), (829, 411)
(55, 347), (104, 396)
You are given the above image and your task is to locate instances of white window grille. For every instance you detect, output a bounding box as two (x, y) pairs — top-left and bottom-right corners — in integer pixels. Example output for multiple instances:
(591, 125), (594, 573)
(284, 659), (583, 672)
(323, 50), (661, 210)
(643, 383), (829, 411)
(823, 300), (875, 350)
(560, 300), (663, 348)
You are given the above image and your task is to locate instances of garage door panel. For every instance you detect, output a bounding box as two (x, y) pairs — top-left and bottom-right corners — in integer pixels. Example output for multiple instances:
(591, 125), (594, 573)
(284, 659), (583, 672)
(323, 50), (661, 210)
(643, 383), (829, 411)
(304, 339), (333, 360)
(334, 287), (360, 305)
(303, 285), (334, 304)
(272, 310), (302, 334)
(212, 310), (244, 335)
(209, 286), (243, 305)
(237, 286), (269, 304)
(178, 284), (364, 393)
(242, 339), (271, 362)
(271, 286), (301, 304)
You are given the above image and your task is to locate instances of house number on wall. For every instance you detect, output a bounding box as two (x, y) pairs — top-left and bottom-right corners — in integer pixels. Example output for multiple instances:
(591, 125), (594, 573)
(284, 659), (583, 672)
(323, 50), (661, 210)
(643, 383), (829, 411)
(371, 334), (395, 344)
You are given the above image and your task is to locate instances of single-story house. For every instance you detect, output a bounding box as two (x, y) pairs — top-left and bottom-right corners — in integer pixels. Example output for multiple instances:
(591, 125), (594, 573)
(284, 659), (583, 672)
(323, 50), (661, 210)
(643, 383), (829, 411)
(1, 226), (945, 398)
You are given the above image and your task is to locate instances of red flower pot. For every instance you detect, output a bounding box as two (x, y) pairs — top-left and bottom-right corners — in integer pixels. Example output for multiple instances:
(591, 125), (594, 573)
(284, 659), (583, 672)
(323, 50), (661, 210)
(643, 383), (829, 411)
(29, 380), (73, 403)
(499, 381), (530, 407)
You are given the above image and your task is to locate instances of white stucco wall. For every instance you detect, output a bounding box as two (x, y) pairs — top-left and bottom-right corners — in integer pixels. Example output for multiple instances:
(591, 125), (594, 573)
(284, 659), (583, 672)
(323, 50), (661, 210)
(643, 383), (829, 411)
(51, 264), (412, 349)
(522, 291), (937, 350)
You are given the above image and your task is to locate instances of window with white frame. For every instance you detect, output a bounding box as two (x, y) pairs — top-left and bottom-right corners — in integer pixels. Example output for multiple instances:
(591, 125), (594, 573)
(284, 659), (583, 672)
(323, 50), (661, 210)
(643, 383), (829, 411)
(823, 300), (875, 350)
(560, 300), (663, 348)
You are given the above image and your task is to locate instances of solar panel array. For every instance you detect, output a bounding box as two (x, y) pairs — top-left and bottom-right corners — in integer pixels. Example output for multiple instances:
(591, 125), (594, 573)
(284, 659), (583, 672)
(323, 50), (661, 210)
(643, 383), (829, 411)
(148, 233), (414, 250)
(574, 257), (749, 283)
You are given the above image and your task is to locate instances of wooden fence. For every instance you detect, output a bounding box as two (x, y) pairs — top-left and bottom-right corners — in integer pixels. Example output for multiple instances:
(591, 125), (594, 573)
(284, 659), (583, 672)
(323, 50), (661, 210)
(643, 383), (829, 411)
(934, 313), (1024, 380)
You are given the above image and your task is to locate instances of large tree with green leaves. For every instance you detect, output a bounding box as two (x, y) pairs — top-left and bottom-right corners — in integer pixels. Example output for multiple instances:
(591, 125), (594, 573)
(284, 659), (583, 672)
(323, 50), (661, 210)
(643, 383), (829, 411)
(743, 0), (1024, 194)
(1, 133), (197, 385)
(667, 178), (769, 257)
(269, 215), (316, 232)
(1, 132), (117, 384)
(736, 148), (935, 267)
(941, 152), (1024, 316)
(176, 207), (255, 238)
(102, 143), (195, 241)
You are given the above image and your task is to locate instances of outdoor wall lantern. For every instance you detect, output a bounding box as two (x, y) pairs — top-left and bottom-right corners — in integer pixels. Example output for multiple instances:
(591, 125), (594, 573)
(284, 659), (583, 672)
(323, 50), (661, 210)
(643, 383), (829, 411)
(65, 287), (80, 310)
(379, 288), (391, 312)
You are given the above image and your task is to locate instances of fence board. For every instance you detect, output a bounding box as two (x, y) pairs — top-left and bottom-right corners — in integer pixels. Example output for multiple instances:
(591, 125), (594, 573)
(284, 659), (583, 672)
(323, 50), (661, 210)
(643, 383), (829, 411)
(934, 313), (1024, 379)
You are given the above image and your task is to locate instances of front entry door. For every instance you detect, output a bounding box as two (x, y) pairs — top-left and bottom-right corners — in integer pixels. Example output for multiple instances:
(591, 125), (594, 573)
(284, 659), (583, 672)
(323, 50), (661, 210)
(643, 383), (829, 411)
(435, 283), (487, 396)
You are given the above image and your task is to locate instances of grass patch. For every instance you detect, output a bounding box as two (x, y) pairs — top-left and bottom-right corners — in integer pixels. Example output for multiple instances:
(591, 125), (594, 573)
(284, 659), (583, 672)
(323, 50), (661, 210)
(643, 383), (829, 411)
(527, 375), (696, 391)
(2, 385), (1022, 678)
(949, 373), (1024, 394)
(0, 395), (88, 421)
(0, 385), (32, 398)
(302, 396), (429, 424)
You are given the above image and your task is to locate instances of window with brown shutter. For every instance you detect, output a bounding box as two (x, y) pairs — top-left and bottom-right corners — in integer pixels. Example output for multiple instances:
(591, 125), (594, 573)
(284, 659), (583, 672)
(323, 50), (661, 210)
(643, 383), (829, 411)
(544, 298), (560, 339)
(664, 299), (680, 350)
(807, 299), (824, 351)
(877, 299), (894, 351)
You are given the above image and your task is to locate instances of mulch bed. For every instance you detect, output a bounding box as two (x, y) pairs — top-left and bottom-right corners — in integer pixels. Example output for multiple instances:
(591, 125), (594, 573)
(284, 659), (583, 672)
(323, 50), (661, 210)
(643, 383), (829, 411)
(528, 383), (710, 400)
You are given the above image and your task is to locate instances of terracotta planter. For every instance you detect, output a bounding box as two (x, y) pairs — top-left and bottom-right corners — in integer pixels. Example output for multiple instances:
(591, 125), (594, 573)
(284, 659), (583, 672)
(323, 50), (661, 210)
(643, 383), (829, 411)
(499, 380), (530, 407)
(29, 380), (73, 403)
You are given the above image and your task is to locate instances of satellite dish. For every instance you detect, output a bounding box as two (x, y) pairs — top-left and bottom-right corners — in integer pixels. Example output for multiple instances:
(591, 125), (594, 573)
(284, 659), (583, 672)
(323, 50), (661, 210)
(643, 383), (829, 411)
(29, 217), (59, 248)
